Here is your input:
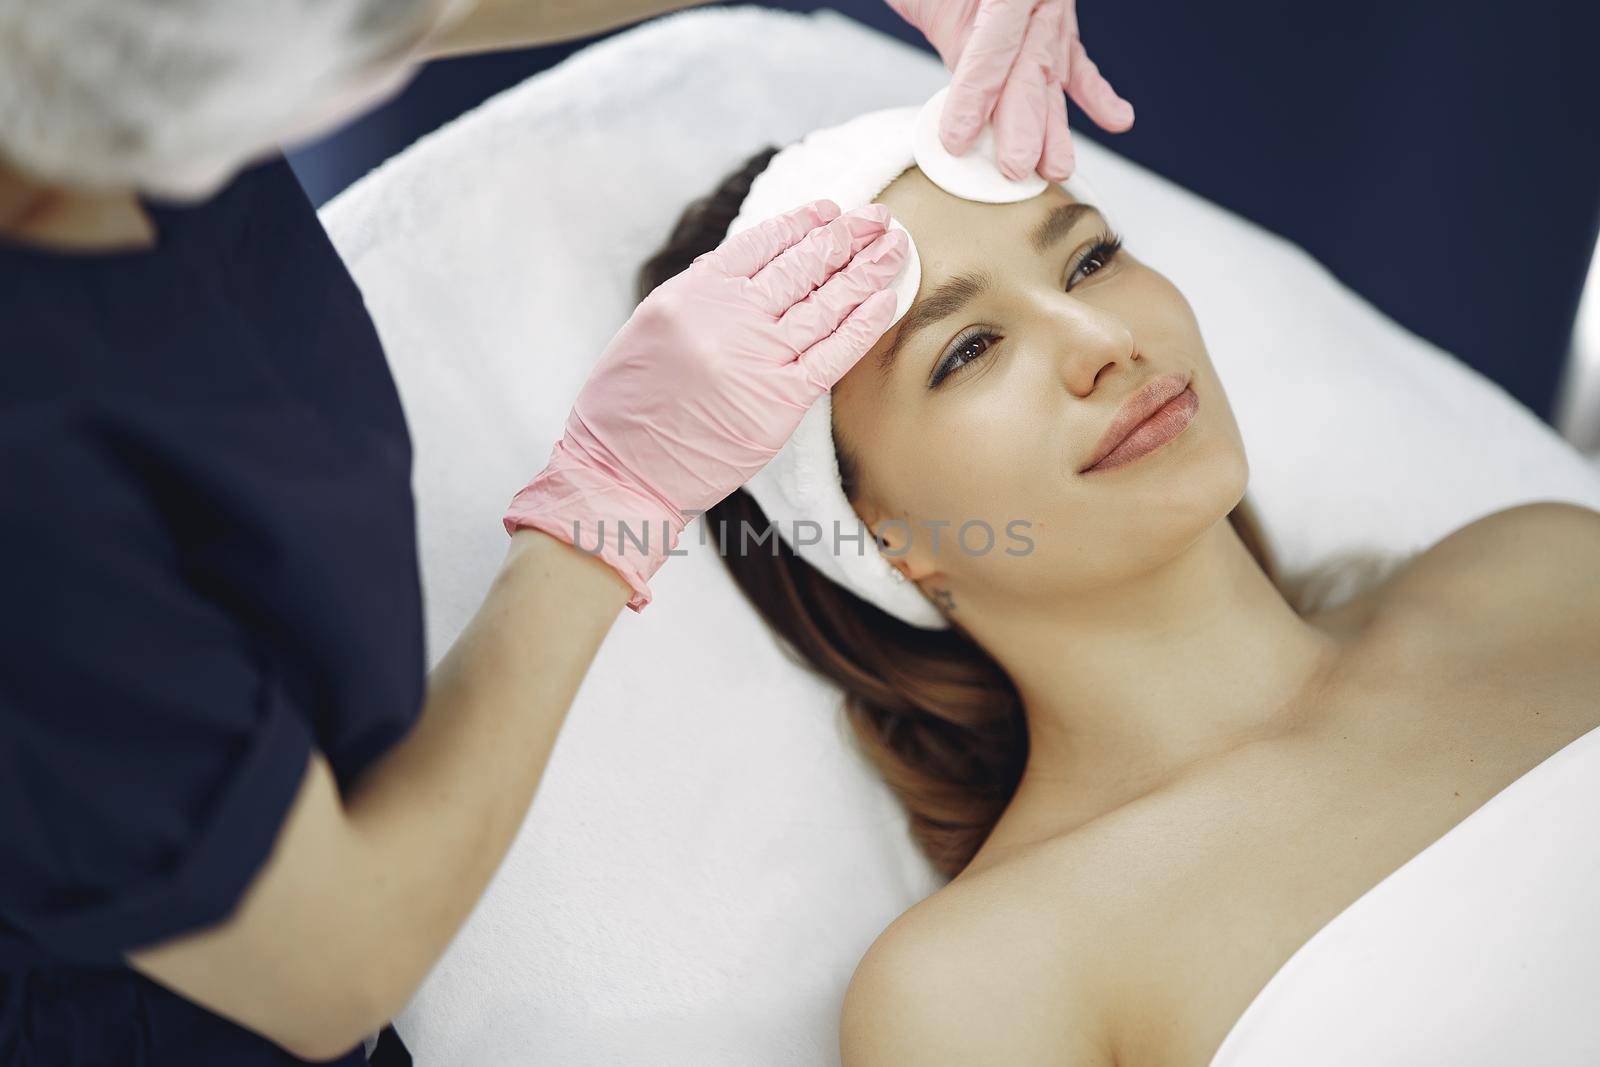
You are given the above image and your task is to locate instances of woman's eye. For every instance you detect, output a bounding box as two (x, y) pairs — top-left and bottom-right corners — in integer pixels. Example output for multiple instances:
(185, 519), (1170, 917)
(931, 331), (997, 387)
(929, 232), (1123, 389)
(1077, 250), (1110, 279)
(1067, 234), (1125, 289)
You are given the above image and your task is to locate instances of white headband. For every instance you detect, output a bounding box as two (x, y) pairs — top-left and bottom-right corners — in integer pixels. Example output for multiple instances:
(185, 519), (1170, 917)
(725, 89), (1114, 630)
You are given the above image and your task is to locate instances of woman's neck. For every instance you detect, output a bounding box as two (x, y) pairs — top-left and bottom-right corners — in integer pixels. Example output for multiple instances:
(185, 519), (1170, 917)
(973, 516), (1346, 844)
(0, 160), (156, 252)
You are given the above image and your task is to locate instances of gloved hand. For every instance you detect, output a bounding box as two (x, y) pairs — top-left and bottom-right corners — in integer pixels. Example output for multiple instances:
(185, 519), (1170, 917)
(504, 199), (909, 611)
(886, 0), (1135, 182)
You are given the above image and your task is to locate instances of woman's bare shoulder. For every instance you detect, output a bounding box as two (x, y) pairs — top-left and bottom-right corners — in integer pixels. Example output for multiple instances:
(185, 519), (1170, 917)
(1342, 501), (1600, 661)
(839, 854), (1117, 1067)
(1401, 501), (1597, 611)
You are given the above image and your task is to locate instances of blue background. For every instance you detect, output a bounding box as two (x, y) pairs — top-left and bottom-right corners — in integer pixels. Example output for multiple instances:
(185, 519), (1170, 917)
(289, 0), (1600, 426)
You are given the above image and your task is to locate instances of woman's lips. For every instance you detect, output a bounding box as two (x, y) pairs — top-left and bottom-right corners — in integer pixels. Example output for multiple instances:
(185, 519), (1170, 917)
(1082, 386), (1200, 474)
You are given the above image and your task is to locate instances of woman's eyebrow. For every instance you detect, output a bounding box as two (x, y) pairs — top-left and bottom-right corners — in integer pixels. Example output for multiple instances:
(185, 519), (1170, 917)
(1031, 202), (1101, 253)
(875, 271), (992, 376)
(874, 202), (1104, 377)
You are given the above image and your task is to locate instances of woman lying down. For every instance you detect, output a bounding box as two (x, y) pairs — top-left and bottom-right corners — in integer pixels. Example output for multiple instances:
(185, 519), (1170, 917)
(634, 108), (1600, 1067)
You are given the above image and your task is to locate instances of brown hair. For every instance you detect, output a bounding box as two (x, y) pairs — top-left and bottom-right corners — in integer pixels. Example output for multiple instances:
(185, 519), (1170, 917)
(639, 147), (1328, 880)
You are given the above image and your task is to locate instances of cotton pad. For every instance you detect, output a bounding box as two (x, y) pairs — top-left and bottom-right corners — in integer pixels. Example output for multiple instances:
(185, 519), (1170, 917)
(884, 217), (922, 327)
(912, 86), (1049, 204)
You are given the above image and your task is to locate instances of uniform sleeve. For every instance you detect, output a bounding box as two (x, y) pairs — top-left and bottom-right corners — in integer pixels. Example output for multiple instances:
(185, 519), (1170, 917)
(0, 422), (317, 966)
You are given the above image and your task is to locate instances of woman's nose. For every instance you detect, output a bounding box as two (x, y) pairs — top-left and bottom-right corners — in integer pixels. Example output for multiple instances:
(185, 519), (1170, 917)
(1038, 294), (1139, 396)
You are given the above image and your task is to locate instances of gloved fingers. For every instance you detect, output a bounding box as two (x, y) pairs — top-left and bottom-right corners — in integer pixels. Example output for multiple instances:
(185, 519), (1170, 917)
(939, 0), (1034, 156)
(698, 198), (841, 278)
(777, 227), (909, 352)
(1039, 83), (1076, 182)
(1065, 35), (1135, 133)
(893, 0), (982, 69)
(1054, 0), (1080, 82)
(793, 288), (899, 394)
(748, 204), (890, 317)
(991, 63), (1049, 181)
(991, 1), (1063, 181)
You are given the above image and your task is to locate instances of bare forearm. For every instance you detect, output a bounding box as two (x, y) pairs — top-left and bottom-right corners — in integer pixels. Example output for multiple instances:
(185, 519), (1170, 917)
(424, 0), (713, 58)
(342, 528), (628, 1000)
(128, 528), (632, 1059)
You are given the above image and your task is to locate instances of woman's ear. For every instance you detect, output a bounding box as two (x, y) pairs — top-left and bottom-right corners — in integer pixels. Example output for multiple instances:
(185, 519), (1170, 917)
(868, 514), (941, 585)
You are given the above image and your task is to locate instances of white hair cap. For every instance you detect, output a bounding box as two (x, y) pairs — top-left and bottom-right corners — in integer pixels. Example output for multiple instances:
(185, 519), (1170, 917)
(0, 0), (472, 199)
(725, 90), (1113, 630)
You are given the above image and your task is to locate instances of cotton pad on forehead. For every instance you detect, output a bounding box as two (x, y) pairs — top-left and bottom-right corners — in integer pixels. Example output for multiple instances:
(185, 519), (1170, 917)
(883, 217), (922, 328)
(912, 87), (1050, 204)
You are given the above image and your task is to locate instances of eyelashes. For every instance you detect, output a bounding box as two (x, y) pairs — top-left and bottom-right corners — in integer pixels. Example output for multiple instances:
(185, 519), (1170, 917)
(928, 229), (1126, 389)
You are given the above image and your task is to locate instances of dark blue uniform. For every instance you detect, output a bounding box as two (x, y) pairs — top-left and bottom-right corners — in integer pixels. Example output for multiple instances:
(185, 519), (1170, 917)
(0, 156), (426, 1065)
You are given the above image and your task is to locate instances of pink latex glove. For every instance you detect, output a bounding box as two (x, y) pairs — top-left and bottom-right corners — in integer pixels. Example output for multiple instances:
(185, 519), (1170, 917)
(886, 0), (1136, 182)
(504, 199), (909, 612)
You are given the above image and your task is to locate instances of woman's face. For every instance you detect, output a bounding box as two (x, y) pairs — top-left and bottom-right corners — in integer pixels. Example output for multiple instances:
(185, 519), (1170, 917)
(831, 167), (1251, 617)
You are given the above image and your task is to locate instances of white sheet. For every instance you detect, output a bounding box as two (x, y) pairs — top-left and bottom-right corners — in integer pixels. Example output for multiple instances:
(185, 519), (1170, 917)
(318, 7), (1600, 1064)
(1211, 721), (1600, 1066)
